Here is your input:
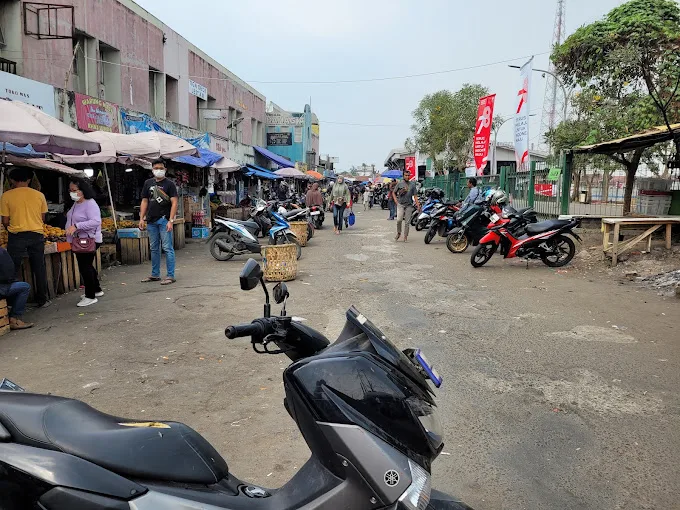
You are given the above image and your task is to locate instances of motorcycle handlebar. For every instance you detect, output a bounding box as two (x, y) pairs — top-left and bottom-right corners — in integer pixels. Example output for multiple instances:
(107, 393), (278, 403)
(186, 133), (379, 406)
(225, 322), (265, 339)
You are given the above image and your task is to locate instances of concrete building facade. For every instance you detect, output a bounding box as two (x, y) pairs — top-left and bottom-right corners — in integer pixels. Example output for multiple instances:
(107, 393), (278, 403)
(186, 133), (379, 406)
(0, 0), (265, 164)
(265, 102), (319, 170)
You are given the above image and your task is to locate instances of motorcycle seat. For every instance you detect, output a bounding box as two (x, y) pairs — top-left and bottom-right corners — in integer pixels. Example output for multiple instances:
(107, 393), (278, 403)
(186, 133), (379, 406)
(231, 219), (260, 231)
(525, 219), (570, 235)
(0, 393), (228, 484)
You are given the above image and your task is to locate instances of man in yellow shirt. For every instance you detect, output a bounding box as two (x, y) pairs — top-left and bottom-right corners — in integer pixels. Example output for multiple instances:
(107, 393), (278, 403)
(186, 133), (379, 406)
(0, 167), (50, 307)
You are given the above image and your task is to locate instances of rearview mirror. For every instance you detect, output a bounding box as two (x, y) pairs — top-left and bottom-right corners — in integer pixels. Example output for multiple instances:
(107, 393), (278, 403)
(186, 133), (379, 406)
(240, 259), (263, 291)
(273, 282), (289, 304)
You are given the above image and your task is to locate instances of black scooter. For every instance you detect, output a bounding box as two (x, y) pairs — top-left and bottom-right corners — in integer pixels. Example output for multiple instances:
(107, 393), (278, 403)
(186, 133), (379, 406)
(0, 259), (473, 510)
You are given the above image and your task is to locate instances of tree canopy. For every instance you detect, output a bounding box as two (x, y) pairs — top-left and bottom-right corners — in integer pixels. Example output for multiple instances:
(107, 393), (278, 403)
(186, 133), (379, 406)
(408, 84), (491, 172)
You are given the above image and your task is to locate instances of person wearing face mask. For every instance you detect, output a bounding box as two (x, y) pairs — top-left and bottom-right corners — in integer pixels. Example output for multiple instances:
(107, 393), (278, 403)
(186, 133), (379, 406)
(328, 175), (351, 234)
(65, 178), (103, 307)
(0, 167), (50, 308)
(139, 160), (178, 285)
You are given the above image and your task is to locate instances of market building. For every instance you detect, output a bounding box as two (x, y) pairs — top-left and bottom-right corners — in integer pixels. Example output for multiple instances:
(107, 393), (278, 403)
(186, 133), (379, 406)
(265, 102), (319, 171)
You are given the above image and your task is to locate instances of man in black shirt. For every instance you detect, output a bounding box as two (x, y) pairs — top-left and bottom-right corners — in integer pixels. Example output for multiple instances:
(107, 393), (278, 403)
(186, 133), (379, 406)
(0, 247), (34, 330)
(139, 159), (178, 285)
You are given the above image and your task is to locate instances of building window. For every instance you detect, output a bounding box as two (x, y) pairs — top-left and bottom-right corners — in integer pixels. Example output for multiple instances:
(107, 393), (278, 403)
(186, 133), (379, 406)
(0, 57), (16, 74)
(294, 126), (302, 143)
(166, 75), (179, 122)
(148, 66), (160, 116)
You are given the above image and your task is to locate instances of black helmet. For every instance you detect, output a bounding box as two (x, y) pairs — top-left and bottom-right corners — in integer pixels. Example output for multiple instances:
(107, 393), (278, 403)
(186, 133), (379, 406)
(430, 188), (445, 200)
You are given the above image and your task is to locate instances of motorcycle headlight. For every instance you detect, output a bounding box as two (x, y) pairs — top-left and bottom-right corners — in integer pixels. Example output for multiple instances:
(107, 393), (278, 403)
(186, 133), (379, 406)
(398, 459), (431, 510)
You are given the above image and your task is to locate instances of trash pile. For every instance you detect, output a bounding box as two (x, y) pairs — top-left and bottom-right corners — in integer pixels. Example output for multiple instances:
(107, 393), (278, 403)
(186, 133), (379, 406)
(641, 270), (680, 297)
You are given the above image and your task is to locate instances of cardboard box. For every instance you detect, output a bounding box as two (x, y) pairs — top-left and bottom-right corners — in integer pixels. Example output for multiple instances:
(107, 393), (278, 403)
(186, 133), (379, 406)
(117, 228), (149, 239)
(192, 227), (210, 239)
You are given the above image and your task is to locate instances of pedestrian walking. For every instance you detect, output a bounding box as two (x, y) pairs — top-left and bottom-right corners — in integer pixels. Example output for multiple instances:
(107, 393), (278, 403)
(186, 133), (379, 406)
(368, 185), (374, 209)
(0, 246), (33, 330)
(0, 167), (50, 308)
(139, 160), (178, 285)
(305, 182), (324, 208)
(329, 175), (351, 234)
(394, 170), (419, 242)
(363, 187), (370, 211)
(65, 178), (103, 307)
(387, 179), (397, 220)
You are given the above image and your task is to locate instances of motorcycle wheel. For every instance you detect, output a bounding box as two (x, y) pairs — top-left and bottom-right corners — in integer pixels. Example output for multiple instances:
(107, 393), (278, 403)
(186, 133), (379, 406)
(424, 225), (436, 245)
(209, 233), (235, 261)
(470, 243), (495, 267)
(410, 213), (418, 227)
(314, 218), (323, 229)
(446, 231), (470, 253)
(307, 223), (314, 240)
(540, 235), (576, 267)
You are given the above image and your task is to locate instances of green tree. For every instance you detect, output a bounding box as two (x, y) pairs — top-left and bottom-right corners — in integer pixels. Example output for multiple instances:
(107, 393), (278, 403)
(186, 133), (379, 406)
(408, 84), (491, 173)
(551, 0), (680, 213)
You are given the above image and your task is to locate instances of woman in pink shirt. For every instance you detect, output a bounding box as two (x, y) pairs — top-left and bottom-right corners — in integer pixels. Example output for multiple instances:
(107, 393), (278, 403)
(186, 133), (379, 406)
(65, 178), (103, 307)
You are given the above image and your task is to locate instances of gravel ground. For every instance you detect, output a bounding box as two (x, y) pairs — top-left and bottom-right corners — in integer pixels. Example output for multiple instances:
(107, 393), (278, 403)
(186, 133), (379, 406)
(0, 207), (678, 510)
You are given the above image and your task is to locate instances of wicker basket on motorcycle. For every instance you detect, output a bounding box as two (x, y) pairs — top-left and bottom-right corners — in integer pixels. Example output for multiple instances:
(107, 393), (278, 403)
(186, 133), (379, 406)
(289, 221), (309, 247)
(261, 244), (298, 282)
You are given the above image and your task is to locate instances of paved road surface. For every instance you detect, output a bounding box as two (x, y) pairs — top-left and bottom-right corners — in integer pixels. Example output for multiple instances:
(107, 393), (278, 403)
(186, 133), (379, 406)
(1, 207), (678, 509)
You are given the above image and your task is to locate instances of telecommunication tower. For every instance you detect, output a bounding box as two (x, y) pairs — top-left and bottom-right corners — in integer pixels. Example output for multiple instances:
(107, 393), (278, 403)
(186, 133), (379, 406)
(540, 0), (567, 148)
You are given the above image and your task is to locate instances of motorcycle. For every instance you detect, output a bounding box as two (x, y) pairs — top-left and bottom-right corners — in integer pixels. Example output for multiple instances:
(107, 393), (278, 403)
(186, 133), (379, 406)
(209, 202), (302, 261)
(412, 198), (444, 231)
(470, 217), (581, 268)
(0, 259), (474, 510)
(278, 202), (314, 241)
(424, 203), (460, 245)
(309, 204), (325, 229)
(445, 205), (537, 254)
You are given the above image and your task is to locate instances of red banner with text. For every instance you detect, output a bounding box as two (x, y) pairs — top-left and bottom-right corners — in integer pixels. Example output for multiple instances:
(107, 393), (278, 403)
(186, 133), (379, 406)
(473, 94), (496, 174)
(75, 93), (120, 133)
(404, 156), (416, 180)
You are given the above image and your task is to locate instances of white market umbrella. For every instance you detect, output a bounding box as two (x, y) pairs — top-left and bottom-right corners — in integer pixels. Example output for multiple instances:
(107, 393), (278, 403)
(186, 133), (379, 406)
(212, 156), (241, 173)
(0, 99), (101, 154)
(116, 131), (198, 159)
(275, 167), (309, 179)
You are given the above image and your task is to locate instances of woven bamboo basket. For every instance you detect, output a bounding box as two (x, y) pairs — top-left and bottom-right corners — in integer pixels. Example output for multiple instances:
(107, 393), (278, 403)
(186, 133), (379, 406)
(261, 244), (298, 282)
(0, 299), (9, 337)
(289, 221), (309, 247)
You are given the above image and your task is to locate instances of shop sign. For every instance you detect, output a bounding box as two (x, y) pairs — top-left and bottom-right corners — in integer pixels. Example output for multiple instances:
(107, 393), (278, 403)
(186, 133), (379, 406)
(75, 93), (120, 132)
(202, 108), (226, 120)
(267, 132), (292, 146)
(266, 114), (304, 126)
(0, 71), (56, 117)
(210, 136), (229, 157)
(405, 156), (416, 180)
(189, 79), (208, 101)
(473, 94), (496, 173)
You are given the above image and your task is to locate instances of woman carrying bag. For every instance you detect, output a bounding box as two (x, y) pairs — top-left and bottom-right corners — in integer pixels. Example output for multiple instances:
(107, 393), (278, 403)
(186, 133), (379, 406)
(65, 178), (103, 307)
(329, 176), (351, 235)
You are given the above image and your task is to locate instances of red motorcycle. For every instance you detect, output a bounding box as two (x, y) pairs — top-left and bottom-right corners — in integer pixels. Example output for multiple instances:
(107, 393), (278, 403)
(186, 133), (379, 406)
(470, 216), (581, 268)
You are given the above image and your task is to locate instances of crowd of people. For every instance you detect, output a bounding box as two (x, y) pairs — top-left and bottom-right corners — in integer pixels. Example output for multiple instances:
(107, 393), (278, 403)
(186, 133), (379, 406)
(0, 160), (180, 332)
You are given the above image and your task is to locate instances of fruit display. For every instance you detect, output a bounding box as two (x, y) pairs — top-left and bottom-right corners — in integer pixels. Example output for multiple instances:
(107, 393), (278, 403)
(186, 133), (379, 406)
(43, 225), (66, 242)
(102, 218), (137, 232)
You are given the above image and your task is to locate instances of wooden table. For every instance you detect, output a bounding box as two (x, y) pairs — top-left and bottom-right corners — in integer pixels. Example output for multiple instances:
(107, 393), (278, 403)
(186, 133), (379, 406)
(602, 217), (680, 266)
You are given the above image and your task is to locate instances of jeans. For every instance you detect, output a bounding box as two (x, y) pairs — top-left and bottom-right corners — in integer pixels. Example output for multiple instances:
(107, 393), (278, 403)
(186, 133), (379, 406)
(388, 200), (396, 219)
(7, 232), (47, 306)
(396, 204), (414, 237)
(147, 218), (175, 278)
(333, 204), (347, 231)
(3, 282), (31, 318)
(75, 245), (102, 299)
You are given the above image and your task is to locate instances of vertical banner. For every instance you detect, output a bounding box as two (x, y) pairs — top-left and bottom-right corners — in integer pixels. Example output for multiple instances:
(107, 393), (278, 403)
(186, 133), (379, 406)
(474, 94), (496, 175)
(405, 156), (416, 180)
(514, 57), (533, 171)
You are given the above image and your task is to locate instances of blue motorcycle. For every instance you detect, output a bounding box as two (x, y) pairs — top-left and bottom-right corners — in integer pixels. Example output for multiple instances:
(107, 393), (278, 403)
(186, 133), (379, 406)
(209, 200), (302, 261)
(412, 198), (442, 231)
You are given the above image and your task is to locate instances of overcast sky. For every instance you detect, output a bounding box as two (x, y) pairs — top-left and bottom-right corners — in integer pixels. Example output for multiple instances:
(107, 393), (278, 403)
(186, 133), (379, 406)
(136, 0), (625, 170)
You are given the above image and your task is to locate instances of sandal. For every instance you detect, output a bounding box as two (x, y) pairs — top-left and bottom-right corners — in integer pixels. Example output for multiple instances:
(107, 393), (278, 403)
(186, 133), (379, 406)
(160, 278), (176, 286)
(141, 277), (161, 283)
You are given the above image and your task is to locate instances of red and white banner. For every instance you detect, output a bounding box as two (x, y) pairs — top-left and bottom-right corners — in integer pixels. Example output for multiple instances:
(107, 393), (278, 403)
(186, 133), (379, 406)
(474, 94), (496, 174)
(405, 156), (416, 180)
(514, 57), (533, 171)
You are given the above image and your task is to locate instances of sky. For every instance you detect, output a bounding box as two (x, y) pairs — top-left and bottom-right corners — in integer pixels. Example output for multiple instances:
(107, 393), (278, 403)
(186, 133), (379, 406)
(135, 0), (626, 170)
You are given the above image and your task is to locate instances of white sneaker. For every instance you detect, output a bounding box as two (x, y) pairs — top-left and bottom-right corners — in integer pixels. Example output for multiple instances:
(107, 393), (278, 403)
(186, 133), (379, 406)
(81, 291), (104, 298)
(77, 297), (98, 307)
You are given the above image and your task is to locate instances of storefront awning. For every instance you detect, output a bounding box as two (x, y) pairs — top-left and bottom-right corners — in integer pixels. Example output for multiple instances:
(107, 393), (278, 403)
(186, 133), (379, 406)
(244, 164), (280, 180)
(575, 123), (680, 155)
(5, 155), (86, 176)
(173, 147), (223, 168)
(253, 146), (294, 168)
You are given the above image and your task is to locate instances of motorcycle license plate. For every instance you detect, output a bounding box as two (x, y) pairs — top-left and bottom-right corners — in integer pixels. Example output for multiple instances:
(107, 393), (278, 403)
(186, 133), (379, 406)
(310, 211), (321, 216)
(489, 213), (500, 223)
(414, 349), (442, 388)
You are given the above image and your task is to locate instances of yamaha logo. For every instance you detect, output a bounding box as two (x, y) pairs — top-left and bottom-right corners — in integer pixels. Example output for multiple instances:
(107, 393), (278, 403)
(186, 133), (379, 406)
(384, 470), (400, 487)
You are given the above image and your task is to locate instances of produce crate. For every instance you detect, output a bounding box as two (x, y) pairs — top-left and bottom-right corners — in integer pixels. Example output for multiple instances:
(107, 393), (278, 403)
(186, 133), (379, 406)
(261, 244), (297, 282)
(173, 218), (186, 249)
(636, 193), (672, 216)
(0, 299), (9, 337)
(289, 221), (309, 247)
(637, 178), (672, 192)
(120, 237), (150, 265)
(117, 228), (149, 239)
(192, 227), (210, 239)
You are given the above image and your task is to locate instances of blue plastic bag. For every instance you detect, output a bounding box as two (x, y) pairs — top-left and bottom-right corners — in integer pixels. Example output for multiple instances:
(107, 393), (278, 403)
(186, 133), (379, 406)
(348, 210), (356, 226)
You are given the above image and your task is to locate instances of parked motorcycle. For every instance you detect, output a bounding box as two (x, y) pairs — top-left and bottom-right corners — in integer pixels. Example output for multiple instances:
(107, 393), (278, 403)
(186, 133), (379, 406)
(424, 203), (460, 245)
(209, 202), (302, 261)
(309, 204), (325, 229)
(0, 259), (474, 510)
(278, 201), (314, 240)
(470, 217), (581, 268)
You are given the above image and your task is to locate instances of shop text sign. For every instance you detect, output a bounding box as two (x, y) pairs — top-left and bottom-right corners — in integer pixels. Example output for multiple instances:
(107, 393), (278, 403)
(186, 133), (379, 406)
(266, 114), (304, 126)
(75, 94), (120, 133)
(474, 94), (496, 173)
(405, 156), (416, 180)
(267, 132), (292, 146)
(0, 71), (56, 117)
(189, 79), (208, 101)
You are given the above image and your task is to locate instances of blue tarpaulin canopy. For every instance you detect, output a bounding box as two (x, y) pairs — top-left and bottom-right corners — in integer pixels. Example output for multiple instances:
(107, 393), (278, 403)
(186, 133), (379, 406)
(172, 147), (224, 168)
(3, 143), (46, 158)
(253, 146), (295, 168)
(243, 164), (280, 180)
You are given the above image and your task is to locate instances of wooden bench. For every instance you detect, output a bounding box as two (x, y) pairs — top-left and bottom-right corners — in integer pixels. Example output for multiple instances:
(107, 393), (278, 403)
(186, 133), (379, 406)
(602, 217), (680, 266)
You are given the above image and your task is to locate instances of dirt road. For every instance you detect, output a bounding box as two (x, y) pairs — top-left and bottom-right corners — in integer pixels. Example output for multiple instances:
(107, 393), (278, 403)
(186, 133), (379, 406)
(1, 208), (678, 509)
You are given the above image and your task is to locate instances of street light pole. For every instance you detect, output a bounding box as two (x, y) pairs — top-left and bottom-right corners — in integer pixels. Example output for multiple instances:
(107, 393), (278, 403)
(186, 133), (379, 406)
(508, 65), (570, 123)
